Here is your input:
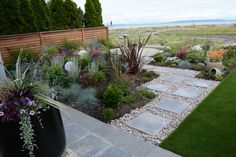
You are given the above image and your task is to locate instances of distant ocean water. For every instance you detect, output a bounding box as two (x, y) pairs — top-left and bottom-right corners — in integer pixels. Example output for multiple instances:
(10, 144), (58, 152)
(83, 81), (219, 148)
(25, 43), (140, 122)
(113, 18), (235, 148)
(108, 19), (236, 29)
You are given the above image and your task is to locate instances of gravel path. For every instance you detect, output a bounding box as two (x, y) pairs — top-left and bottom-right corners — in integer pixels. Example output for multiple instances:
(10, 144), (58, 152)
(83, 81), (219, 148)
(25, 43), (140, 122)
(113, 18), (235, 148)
(110, 65), (219, 145)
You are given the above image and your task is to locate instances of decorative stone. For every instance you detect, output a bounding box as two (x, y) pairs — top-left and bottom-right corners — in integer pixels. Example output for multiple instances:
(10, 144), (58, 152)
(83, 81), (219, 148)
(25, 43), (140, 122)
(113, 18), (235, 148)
(65, 61), (77, 72)
(77, 50), (88, 57)
(186, 79), (211, 88)
(146, 83), (171, 92)
(154, 99), (190, 114)
(173, 87), (201, 98)
(161, 75), (185, 83)
(127, 112), (170, 135)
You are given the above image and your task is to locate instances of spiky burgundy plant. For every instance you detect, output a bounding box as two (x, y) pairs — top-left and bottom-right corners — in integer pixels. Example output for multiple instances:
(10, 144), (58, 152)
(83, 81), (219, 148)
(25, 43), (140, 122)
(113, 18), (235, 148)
(118, 34), (151, 75)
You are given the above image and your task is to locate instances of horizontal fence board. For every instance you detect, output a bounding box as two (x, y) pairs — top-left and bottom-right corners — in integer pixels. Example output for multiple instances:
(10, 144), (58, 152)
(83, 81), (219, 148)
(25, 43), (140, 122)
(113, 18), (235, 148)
(0, 27), (108, 63)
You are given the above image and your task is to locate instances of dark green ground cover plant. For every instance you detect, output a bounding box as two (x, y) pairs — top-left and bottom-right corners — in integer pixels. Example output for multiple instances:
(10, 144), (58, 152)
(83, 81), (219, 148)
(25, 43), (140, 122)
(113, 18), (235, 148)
(160, 69), (236, 156)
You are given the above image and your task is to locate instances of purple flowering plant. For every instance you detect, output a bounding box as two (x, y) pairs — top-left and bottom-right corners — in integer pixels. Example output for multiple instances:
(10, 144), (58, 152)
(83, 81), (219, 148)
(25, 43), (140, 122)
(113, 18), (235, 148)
(0, 54), (64, 157)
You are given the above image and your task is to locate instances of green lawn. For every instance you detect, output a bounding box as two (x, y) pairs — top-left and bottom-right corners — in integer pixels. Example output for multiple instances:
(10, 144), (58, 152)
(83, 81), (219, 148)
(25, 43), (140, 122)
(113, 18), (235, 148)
(160, 69), (236, 157)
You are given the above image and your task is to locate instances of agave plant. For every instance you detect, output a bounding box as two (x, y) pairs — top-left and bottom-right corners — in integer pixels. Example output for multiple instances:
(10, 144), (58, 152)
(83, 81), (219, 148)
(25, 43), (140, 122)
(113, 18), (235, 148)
(0, 53), (64, 156)
(118, 34), (151, 75)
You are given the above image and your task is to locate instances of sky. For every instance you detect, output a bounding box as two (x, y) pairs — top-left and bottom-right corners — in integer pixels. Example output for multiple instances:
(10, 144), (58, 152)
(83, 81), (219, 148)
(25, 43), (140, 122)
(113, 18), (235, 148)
(75, 0), (236, 25)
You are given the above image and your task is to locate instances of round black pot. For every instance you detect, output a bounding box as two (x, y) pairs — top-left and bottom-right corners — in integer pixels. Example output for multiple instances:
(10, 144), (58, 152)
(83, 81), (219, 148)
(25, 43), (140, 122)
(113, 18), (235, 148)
(0, 107), (66, 157)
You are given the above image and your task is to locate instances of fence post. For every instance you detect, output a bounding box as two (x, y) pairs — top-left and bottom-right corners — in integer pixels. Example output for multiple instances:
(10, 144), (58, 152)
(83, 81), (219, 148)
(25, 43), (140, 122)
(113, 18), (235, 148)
(81, 29), (85, 43)
(39, 32), (43, 51)
(106, 27), (109, 40)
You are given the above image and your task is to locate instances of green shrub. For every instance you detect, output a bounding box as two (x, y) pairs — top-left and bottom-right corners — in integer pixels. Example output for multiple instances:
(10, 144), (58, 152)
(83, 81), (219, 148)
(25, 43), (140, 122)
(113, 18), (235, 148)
(79, 54), (89, 69)
(103, 83), (124, 108)
(99, 39), (117, 49)
(222, 46), (236, 67)
(12, 48), (37, 63)
(48, 64), (71, 87)
(135, 88), (156, 100)
(62, 39), (78, 50)
(47, 46), (58, 57)
(186, 52), (204, 63)
(121, 95), (137, 104)
(102, 108), (115, 122)
(92, 71), (106, 84)
(154, 53), (164, 62)
(145, 70), (158, 78)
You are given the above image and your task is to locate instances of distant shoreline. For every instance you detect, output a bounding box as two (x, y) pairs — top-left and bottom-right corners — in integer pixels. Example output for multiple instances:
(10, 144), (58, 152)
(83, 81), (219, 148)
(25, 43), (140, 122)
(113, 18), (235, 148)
(108, 19), (236, 29)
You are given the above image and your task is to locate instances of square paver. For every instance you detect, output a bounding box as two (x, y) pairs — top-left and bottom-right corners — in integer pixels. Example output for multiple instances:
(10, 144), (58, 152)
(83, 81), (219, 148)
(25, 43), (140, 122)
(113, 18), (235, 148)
(186, 79), (211, 88)
(97, 146), (135, 157)
(154, 99), (190, 114)
(172, 87), (201, 98)
(64, 123), (88, 145)
(155, 68), (173, 73)
(69, 134), (111, 157)
(177, 70), (197, 77)
(127, 112), (170, 135)
(161, 75), (185, 83)
(146, 83), (171, 92)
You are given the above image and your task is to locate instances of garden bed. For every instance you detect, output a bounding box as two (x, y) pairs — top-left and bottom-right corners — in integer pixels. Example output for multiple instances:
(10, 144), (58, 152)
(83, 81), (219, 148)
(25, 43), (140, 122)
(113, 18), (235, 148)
(149, 43), (236, 81)
(4, 37), (159, 123)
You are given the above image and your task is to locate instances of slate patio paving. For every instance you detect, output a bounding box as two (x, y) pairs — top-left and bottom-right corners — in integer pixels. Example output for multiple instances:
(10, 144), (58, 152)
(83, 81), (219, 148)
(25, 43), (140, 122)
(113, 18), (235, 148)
(62, 105), (180, 157)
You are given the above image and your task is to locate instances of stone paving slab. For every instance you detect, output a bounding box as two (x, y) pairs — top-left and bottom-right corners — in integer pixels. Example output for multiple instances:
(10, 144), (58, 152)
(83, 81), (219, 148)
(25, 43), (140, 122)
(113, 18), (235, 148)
(161, 75), (186, 83)
(64, 122), (88, 145)
(146, 83), (171, 92)
(173, 87), (201, 98)
(186, 78), (211, 88)
(154, 99), (191, 114)
(127, 112), (170, 136)
(96, 146), (135, 157)
(69, 134), (111, 157)
(176, 70), (198, 77)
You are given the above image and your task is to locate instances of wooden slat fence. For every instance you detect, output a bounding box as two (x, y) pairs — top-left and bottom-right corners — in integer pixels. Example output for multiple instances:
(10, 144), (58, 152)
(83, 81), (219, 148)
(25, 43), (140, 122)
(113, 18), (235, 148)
(0, 27), (109, 63)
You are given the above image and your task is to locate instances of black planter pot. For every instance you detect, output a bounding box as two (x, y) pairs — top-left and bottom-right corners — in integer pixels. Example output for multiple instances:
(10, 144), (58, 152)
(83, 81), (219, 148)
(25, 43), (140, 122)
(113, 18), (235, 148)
(0, 107), (66, 157)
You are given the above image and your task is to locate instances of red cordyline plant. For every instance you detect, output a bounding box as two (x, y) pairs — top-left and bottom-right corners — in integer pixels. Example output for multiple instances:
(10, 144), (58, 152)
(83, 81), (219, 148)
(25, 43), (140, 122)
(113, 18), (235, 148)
(176, 46), (190, 59)
(0, 54), (64, 156)
(118, 34), (151, 75)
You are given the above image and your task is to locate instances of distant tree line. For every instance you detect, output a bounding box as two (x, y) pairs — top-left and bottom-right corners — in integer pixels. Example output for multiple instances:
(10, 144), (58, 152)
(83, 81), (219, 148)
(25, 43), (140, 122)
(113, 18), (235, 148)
(0, 0), (103, 35)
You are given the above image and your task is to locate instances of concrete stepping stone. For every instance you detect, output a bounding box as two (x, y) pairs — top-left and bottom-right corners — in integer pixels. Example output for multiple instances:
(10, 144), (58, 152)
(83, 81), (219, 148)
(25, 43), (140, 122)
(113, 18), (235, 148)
(146, 83), (171, 92)
(161, 75), (185, 83)
(155, 67), (173, 73)
(96, 146), (135, 157)
(127, 112), (170, 136)
(173, 87), (201, 98)
(176, 70), (197, 77)
(186, 78), (211, 88)
(154, 99), (190, 114)
(70, 134), (111, 157)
